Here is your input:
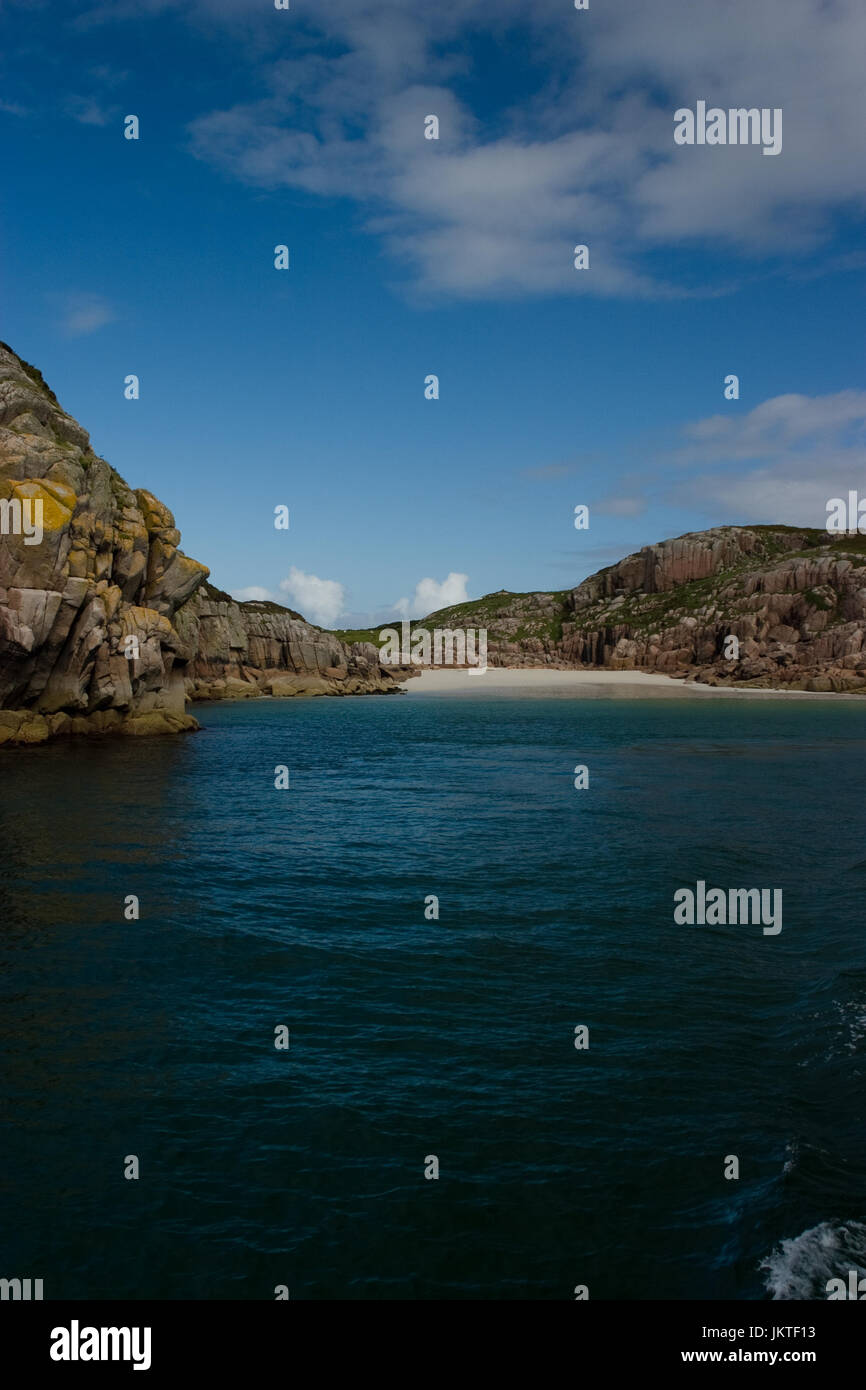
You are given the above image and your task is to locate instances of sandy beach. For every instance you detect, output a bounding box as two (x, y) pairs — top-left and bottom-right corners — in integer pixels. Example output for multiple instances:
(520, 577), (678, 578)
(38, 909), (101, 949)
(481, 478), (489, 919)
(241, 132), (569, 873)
(402, 668), (840, 698)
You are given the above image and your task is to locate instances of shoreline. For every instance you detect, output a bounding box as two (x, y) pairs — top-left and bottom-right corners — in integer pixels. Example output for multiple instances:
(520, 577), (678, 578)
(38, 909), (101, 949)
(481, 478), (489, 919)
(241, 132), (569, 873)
(400, 668), (854, 698)
(1, 667), (854, 746)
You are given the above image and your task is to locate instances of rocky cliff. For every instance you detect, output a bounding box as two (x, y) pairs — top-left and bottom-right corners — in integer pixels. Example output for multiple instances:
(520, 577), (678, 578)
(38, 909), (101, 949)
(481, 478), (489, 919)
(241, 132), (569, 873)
(0, 342), (401, 745)
(562, 526), (866, 689)
(178, 583), (403, 702)
(416, 526), (866, 691)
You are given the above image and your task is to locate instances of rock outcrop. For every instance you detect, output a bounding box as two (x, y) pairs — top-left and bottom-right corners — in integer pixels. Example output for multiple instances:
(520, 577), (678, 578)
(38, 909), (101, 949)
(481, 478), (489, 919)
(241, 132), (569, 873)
(561, 526), (866, 690)
(178, 584), (404, 701)
(0, 342), (401, 744)
(413, 527), (866, 691)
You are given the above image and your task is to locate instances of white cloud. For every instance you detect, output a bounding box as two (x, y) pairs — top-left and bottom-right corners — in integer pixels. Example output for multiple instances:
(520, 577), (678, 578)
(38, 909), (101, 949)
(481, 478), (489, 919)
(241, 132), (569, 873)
(678, 473), (843, 527)
(679, 392), (866, 462)
(668, 390), (866, 526)
(278, 567), (346, 627)
(56, 293), (116, 338)
(179, 0), (866, 298)
(395, 572), (470, 618)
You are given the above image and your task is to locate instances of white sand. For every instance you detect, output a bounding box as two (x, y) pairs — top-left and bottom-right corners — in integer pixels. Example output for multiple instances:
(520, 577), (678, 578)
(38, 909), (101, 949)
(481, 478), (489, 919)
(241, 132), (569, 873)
(401, 668), (836, 698)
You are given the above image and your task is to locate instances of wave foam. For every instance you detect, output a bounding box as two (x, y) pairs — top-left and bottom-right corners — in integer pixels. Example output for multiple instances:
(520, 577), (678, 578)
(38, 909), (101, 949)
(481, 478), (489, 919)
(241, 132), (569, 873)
(761, 1220), (866, 1299)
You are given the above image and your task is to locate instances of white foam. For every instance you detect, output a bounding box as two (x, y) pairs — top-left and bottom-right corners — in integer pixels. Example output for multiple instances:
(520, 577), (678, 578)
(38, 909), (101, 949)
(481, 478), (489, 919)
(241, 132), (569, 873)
(761, 1220), (866, 1299)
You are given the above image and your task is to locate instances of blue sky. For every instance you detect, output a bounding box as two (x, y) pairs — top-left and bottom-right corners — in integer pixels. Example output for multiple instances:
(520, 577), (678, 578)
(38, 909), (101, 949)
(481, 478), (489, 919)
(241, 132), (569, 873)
(2, 0), (865, 626)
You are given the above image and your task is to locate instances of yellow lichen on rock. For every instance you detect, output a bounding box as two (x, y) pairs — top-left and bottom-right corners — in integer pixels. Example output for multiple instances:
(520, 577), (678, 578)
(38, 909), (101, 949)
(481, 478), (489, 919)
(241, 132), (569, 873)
(12, 478), (76, 530)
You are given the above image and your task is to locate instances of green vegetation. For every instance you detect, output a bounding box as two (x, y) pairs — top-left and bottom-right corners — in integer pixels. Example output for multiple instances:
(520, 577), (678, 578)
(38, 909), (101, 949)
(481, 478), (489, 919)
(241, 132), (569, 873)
(827, 532), (866, 556)
(421, 588), (569, 624)
(418, 589), (572, 644)
(329, 626), (390, 646)
(332, 593), (572, 648)
(803, 587), (836, 612)
(603, 575), (723, 632)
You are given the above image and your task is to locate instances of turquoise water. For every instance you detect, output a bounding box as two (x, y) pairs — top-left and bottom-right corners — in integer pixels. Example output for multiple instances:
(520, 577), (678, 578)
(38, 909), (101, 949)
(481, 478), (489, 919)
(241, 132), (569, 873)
(1, 692), (865, 1300)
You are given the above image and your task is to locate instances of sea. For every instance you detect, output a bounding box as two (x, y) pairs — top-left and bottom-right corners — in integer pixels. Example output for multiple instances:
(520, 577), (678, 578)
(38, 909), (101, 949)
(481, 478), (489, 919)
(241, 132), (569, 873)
(1, 689), (864, 1300)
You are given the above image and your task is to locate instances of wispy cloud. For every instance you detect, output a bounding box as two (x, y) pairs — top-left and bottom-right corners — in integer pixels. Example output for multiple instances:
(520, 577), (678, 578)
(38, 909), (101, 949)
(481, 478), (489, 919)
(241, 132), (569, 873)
(66, 95), (114, 127)
(173, 0), (866, 299)
(55, 292), (116, 338)
(668, 391), (866, 526)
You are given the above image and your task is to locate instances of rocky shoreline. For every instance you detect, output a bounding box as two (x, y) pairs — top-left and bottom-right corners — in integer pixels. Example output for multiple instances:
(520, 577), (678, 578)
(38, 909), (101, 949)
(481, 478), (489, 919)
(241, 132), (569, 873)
(0, 342), (404, 746)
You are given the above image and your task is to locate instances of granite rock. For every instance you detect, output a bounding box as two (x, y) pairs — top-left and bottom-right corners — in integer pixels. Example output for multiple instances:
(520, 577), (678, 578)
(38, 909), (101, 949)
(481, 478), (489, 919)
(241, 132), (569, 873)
(0, 342), (402, 744)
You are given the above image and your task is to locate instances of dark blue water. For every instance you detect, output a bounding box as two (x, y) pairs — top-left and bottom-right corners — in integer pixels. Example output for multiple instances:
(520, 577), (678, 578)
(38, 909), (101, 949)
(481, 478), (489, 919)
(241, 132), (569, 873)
(1, 692), (865, 1300)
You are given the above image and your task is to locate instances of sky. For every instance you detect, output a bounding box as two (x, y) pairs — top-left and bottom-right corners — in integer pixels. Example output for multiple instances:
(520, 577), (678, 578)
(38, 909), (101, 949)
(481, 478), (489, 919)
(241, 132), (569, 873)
(1, 0), (865, 626)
